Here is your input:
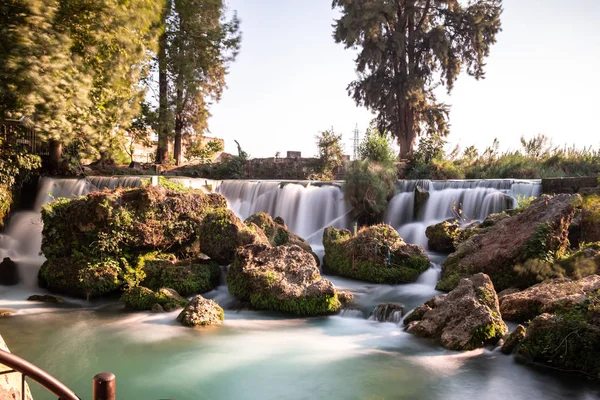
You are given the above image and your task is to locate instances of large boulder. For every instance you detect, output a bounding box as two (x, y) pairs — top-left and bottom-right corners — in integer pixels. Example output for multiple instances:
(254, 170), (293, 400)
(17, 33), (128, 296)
(322, 224), (430, 284)
(519, 306), (600, 379)
(499, 275), (600, 322)
(404, 273), (508, 351)
(227, 244), (341, 316)
(0, 335), (33, 400)
(438, 194), (579, 292)
(120, 286), (188, 311)
(425, 220), (459, 252)
(141, 257), (221, 296)
(0, 257), (19, 285)
(245, 213), (319, 262)
(177, 295), (224, 327)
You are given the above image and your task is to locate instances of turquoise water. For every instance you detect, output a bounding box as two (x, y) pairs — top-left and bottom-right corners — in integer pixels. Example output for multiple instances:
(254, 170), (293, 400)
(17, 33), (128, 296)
(1, 278), (599, 400)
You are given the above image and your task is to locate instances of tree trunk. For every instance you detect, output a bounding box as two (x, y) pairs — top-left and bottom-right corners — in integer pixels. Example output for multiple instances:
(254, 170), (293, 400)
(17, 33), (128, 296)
(156, 0), (171, 164)
(49, 139), (62, 166)
(174, 115), (182, 166)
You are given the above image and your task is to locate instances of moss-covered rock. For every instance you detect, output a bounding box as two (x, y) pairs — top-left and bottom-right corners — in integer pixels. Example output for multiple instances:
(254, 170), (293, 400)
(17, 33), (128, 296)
(557, 243), (600, 277)
(120, 286), (188, 311)
(404, 273), (508, 351)
(141, 257), (221, 296)
(519, 300), (600, 379)
(245, 212), (319, 262)
(438, 194), (579, 292)
(322, 224), (430, 284)
(227, 244), (341, 316)
(177, 295), (224, 327)
(27, 294), (64, 303)
(425, 219), (459, 252)
(38, 257), (122, 299)
(199, 208), (270, 264)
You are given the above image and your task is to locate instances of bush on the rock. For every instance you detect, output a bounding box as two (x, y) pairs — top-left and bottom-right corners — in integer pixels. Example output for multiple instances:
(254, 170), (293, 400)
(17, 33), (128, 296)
(227, 244), (341, 316)
(323, 224), (430, 284)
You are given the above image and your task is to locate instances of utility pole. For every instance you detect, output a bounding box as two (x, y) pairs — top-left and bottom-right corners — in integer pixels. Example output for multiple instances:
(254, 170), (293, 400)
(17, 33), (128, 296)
(352, 124), (359, 160)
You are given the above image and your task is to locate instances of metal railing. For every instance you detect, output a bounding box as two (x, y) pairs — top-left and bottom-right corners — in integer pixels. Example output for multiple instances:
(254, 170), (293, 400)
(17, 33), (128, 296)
(0, 349), (116, 400)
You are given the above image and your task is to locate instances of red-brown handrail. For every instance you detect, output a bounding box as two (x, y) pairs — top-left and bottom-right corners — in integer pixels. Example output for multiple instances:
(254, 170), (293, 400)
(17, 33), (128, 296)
(0, 349), (81, 400)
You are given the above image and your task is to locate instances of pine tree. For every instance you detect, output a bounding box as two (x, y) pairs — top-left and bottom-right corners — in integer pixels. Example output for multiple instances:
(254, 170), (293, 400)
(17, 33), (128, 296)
(332, 0), (502, 158)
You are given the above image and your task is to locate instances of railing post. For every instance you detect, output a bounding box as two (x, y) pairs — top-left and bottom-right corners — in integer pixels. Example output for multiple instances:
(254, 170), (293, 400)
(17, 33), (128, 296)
(92, 373), (116, 400)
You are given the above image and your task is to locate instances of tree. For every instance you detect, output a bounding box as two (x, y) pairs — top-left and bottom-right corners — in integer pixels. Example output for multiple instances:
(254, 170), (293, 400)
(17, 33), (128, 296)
(332, 0), (502, 158)
(156, 0), (241, 165)
(358, 125), (396, 164)
(185, 138), (224, 163)
(124, 102), (156, 163)
(313, 128), (344, 180)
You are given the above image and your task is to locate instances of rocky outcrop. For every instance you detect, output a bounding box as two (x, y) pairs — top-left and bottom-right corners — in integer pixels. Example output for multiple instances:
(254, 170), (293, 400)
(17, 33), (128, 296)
(370, 303), (404, 323)
(501, 325), (526, 354)
(141, 257), (221, 296)
(177, 295), (224, 327)
(425, 220), (459, 252)
(322, 225), (430, 284)
(499, 275), (600, 322)
(27, 294), (64, 303)
(39, 185), (262, 298)
(519, 309), (600, 379)
(245, 213), (319, 263)
(404, 273), (508, 350)
(227, 244), (341, 316)
(0, 257), (18, 285)
(120, 286), (188, 311)
(438, 194), (579, 292)
(0, 335), (33, 400)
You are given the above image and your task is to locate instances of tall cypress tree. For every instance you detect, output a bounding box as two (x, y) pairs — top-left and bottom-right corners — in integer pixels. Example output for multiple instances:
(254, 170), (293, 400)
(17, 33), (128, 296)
(333, 0), (502, 157)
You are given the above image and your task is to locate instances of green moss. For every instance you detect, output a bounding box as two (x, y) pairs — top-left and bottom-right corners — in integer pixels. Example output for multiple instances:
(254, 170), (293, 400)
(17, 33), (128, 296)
(248, 292), (341, 316)
(142, 259), (220, 296)
(467, 322), (505, 350)
(120, 286), (188, 311)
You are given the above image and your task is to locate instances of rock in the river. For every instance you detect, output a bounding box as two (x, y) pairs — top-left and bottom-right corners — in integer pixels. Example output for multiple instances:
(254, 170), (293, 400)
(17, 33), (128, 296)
(27, 294), (64, 303)
(227, 244), (341, 316)
(0, 309), (14, 317)
(245, 212), (319, 263)
(120, 286), (188, 311)
(519, 308), (600, 379)
(438, 194), (579, 292)
(337, 290), (354, 306)
(322, 224), (430, 284)
(501, 324), (526, 354)
(499, 275), (600, 322)
(425, 220), (459, 252)
(0, 257), (19, 285)
(404, 273), (508, 350)
(0, 335), (33, 400)
(177, 295), (224, 327)
(141, 257), (221, 296)
(370, 303), (405, 323)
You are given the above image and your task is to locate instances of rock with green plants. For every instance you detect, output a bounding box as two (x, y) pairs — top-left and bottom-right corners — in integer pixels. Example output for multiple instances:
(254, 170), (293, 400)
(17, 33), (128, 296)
(437, 194), (580, 292)
(121, 286), (188, 311)
(518, 290), (600, 379)
(39, 184), (262, 299)
(403, 273), (508, 351)
(322, 224), (430, 284)
(425, 219), (460, 252)
(227, 244), (342, 316)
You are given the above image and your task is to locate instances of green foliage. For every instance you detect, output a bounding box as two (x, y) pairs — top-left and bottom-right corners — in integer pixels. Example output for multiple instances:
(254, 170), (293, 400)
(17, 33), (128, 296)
(311, 129), (344, 180)
(185, 139), (224, 163)
(142, 259), (220, 296)
(344, 160), (396, 225)
(358, 125), (396, 164)
(120, 286), (189, 311)
(332, 0), (502, 156)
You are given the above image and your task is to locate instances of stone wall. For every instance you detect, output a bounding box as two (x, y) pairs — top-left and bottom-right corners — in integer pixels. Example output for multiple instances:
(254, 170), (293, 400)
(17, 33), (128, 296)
(0, 334), (33, 400)
(542, 176), (599, 194)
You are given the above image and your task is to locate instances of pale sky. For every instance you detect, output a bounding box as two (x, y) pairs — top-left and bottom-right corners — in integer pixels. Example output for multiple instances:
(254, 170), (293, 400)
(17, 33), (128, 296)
(208, 0), (600, 158)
